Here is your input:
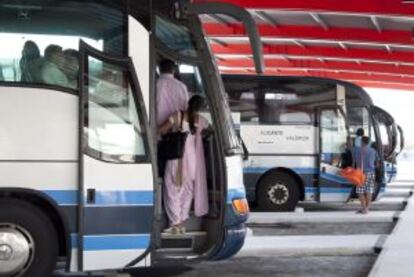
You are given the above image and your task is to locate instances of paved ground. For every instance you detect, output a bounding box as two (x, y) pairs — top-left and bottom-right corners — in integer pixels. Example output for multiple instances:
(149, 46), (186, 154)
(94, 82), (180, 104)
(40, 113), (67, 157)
(369, 186), (414, 276)
(297, 202), (405, 212)
(249, 222), (395, 236)
(127, 255), (376, 277)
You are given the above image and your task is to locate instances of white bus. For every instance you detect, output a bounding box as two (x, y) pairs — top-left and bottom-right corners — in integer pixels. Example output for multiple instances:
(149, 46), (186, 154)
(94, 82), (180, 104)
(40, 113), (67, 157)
(223, 75), (398, 211)
(0, 1), (263, 276)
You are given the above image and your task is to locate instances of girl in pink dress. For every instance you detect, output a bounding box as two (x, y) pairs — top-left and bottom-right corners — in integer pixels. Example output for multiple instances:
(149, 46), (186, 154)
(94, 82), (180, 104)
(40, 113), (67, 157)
(158, 95), (209, 234)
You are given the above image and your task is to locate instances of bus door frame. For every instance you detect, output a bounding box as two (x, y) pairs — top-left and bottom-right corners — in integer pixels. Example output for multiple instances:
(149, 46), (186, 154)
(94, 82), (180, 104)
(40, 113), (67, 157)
(77, 41), (157, 271)
(316, 105), (352, 202)
(370, 105), (396, 195)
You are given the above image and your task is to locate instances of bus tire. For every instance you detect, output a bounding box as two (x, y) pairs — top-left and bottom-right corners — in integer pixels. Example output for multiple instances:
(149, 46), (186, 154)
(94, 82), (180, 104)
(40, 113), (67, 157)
(257, 172), (300, 212)
(0, 198), (58, 277)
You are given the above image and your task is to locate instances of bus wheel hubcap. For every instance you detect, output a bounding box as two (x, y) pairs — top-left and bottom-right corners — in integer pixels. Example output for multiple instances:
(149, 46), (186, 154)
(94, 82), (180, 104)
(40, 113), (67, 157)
(0, 224), (34, 276)
(267, 184), (289, 205)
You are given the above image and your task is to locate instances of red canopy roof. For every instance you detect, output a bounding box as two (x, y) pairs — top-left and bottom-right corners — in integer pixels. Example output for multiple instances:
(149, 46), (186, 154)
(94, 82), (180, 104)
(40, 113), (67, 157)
(197, 0), (414, 90)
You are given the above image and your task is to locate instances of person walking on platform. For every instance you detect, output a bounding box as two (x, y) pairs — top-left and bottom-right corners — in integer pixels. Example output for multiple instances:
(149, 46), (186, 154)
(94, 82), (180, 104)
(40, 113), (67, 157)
(353, 136), (379, 214)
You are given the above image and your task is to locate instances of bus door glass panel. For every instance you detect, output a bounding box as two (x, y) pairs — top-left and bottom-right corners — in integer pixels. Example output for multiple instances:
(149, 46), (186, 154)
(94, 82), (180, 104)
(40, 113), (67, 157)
(348, 107), (372, 142)
(177, 63), (221, 215)
(80, 47), (154, 271)
(319, 108), (351, 202)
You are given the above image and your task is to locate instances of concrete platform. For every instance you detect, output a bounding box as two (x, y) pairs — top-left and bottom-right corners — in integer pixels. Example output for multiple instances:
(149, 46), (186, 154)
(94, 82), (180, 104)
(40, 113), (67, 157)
(238, 235), (383, 257)
(383, 188), (413, 198)
(248, 211), (398, 224)
(377, 197), (408, 203)
(369, 192), (414, 277)
(387, 181), (414, 190)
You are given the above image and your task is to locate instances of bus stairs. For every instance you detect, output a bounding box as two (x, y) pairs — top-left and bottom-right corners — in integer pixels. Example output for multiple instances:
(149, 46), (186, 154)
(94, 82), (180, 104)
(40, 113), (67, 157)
(157, 214), (208, 258)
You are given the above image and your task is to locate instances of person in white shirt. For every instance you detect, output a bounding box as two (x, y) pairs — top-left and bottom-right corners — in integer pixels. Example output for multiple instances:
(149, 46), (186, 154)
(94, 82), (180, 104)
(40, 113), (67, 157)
(354, 128), (364, 147)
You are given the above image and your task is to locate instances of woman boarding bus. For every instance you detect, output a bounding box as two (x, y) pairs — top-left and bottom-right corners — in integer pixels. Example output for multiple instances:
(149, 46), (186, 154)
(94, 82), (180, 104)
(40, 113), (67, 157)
(0, 0), (261, 276)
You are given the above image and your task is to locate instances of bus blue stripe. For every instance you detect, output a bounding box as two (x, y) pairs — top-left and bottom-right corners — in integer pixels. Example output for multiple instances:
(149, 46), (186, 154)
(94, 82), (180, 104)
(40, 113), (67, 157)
(71, 234), (150, 251)
(320, 173), (352, 184)
(244, 167), (318, 175)
(305, 187), (353, 193)
(43, 190), (153, 206)
(94, 191), (153, 206)
(44, 190), (78, 205)
(227, 188), (247, 203)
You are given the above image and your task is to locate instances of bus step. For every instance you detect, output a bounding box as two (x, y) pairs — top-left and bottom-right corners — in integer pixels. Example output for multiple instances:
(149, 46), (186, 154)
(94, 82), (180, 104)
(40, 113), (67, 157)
(160, 231), (207, 252)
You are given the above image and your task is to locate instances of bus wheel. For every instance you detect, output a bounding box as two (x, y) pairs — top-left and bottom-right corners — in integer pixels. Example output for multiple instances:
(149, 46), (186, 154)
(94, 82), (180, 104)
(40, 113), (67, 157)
(257, 172), (299, 212)
(0, 198), (58, 277)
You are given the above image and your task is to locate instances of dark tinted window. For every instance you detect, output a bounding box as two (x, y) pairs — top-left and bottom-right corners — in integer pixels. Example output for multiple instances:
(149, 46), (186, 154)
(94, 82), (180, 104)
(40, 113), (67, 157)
(155, 16), (197, 58)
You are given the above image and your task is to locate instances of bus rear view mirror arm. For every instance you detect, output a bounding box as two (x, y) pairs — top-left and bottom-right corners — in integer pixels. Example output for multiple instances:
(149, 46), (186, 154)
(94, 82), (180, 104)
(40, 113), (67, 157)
(182, 2), (265, 74)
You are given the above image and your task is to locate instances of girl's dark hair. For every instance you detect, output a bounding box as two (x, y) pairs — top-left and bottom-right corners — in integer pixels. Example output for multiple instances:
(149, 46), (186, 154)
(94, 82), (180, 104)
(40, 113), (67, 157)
(22, 40), (40, 60)
(356, 128), (364, 136)
(188, 95), (206, 134)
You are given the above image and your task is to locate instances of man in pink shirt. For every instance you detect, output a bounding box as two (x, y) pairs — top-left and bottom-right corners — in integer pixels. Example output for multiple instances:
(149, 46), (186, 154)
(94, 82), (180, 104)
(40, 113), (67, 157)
(156, 60), (189, 126)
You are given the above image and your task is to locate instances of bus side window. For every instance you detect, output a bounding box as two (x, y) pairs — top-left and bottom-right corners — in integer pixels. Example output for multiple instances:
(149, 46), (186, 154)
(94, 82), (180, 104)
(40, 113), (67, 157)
(0, 1), (125, 90)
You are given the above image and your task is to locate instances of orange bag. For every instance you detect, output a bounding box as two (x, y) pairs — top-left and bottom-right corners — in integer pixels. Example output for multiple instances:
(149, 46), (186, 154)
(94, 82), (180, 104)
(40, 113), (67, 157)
(340, 167), (366, 187)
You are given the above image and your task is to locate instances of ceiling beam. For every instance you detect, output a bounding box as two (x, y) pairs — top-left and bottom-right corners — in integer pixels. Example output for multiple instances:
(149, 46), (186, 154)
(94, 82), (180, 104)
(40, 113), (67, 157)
(217, 58), (414, 76)
(338, 42), (348, 51)
(207, 14), (231, 25)
(309, 13), (329, 30)
(194, 0), (414, 17)
(370, 16), (382, 33)
(210, 43), (414, 64)
(385, 44), (393, 54)
(216, 53), (413, 67)
(202, 23), (414, 48)
(218, 67), (414, 86)
(255, 11), (278, 27)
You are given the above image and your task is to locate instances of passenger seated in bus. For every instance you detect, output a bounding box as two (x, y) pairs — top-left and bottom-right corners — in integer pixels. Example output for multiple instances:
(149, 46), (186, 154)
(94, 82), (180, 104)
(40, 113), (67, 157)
(158, 95), (209, 235)
(62, 49), (79, 88)
(20, 40), (43, 83)
(354, 128), (364, 147)
(340, 136), (353, 168)
(41, 45), (69, 87)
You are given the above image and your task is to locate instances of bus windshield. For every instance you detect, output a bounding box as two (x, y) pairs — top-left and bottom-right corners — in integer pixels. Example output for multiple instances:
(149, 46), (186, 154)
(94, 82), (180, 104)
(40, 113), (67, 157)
(155, 15), (197, 58)
(396, 125), (405, 156)
(373, 107), (396, 159)
(155, 15), (241, 152)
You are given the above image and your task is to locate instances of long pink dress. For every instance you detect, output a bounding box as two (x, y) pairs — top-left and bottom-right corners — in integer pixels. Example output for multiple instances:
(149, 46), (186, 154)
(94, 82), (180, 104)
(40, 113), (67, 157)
(163, 113), (209, 226)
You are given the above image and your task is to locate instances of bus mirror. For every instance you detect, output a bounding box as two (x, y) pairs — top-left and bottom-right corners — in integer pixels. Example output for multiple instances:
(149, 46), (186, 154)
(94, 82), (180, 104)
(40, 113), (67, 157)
(182, 2), (265, 74)
(241, 137), (249, 161)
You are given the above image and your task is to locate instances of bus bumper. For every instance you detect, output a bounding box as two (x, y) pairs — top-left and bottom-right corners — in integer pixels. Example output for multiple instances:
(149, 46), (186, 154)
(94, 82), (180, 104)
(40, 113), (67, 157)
(209, 223), (247, 261)
(209, 201), (249, 260)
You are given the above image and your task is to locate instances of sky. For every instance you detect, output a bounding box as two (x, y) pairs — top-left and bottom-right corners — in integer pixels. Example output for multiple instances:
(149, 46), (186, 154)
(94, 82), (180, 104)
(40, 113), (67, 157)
(366, 87), (414, 156)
